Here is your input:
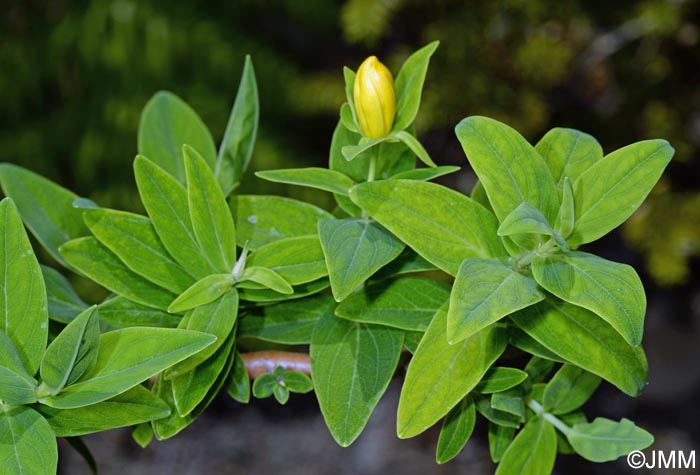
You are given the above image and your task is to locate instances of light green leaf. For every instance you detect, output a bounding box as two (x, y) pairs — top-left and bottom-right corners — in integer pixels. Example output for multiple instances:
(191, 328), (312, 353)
(256, 168), (354, 196)
(0, 198), (48, 375)
(0, 366), (36, 405)
(246, 235), (327, 286)
(569, 139), (674, 247)
(341, 136), (389, 161)
(226, 350), (250, 403)
(496, 416), (557, 475)
(335, 277), (449, 331)
(215, 55), (259, 194)
(132, 423), (153, 448)
(543, 364), (601, 415)
(436, 397), (476, 464)
(230, 195), (331, 250)
(98, 296), (181, 329)
(239, 267), (293, 295)
(393, 130), (436, 167)
(498, 202), (568, 251)
(455, 116), (559, 223)
(329, 120), (366, 184)
(532, 251), (646, 346)
(397, 305), (507, 438)
(185, 145), (237, 273)
(470, 180), (492, 212)
(172, 328), (235, 416)
(60, 237), (175, 311)
(508, 327), (565, 363)
(167, 290), (239, 377)
(392, 41), (439, 131)
(567, 418), (654, 462)
(39, 385), (170, 437)
(318, 217), (404, 302)
(350, 180), (506, 275)
(340, 102), (359, 133)
(556, 177), (575, 238)
(489, 423), (515, 463)
(41, 265), (87, 324)
(40, 306), (100, 395)
(311, 313), (403, 446)
(40, 328), (216, 409)
(491, 389), (525, 420)
(511, 297), (648, 396)
(474, 367), (528, 394)
(237, 277), (329, 303)
(84, 209), (195, 293)
(448, 258), (544, 343)
(0, 164), (88, 267)
(370, 248), (438, 280)
(535, 128), (603, 186)
(138, 91), (216, 183)
(475, 396), (521, 428)
(0, 406), (57, 475)
(343, 67), (357, 121)
(134, 155), (215, 277)
(390, 165), (460, 181)
(167, 274), (233, 314)
(0, 331), (33, 382)
(239, 294), (335, 345)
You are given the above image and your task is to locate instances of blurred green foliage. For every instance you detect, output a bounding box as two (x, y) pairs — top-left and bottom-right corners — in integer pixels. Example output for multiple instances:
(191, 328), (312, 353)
(1, 0), (698, 285)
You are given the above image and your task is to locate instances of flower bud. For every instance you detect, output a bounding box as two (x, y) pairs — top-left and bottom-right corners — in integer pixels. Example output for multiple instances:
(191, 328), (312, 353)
(353, 56), (396, 139)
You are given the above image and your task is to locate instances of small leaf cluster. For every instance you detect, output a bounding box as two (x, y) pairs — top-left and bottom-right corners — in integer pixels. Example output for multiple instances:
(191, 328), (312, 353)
(0, 44), (671, 474)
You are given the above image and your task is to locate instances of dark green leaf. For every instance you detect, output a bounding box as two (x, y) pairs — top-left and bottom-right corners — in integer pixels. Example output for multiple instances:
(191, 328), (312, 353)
(41, 265), (88, 324)
(475, 396), (521, 428)
(226, 350), (250, 403)
(489, 423), (515, 463)
(246, 235), (327, 286)
(436, 397), (476, 464)
(543, 364), (601, 415)
(138, 91), (216, 183)
(64, 437), (97, 475)
(98, 295), (181, 328)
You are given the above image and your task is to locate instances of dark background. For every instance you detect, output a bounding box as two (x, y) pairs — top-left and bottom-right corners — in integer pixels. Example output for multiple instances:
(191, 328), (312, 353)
(2, 0), (700, 473)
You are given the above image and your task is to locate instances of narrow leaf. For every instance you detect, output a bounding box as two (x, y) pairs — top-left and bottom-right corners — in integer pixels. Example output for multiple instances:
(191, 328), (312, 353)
(390, 165), (460, 181)
(41, 265), (88, 324)
(98, 296), (181, 329)
(496, 416), (557, 475)
(474, 367), (528, 394)
(256, 168), (354, 196)
(246, 235), (327, 286)
(167, 274), (233, 314)
(240, 266), (293, 295)
(436, 397), (476, 464)
(393, 130), (436, 167)
(543, 364), (601, 415)
(393, 41), (439, 131)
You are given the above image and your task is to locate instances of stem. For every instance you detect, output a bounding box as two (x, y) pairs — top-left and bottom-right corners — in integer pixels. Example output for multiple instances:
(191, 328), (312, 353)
(526, 398), (572, 436)
(241, 351), (311, 379)
(367, 147), (378, 183)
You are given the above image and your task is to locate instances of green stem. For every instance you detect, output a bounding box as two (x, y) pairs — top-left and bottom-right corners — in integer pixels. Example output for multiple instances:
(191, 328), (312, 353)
(367, 147), (378, 183)
(527, 398), (572, 436)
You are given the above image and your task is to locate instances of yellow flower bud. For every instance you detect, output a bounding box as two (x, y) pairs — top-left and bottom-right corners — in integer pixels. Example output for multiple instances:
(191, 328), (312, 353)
(353, 56), (396, 139)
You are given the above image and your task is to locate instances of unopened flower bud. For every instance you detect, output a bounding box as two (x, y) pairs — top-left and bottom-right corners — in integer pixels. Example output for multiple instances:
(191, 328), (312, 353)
(353, 56), (396, 139)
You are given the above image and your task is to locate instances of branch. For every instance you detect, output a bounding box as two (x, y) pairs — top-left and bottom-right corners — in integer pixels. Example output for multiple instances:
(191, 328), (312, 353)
(241, 351), (311, 379)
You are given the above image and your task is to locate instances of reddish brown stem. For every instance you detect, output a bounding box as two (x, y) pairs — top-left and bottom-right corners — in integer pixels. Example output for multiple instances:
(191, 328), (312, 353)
(241, 351), (311, 379)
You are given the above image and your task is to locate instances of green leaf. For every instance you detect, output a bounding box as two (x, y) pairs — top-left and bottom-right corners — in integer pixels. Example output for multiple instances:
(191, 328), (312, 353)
(230, 195), (332, 250)
(281, 370), (313, 393)
(138, 91), (216, 183)
(335, 277), (450, 331)
(98, 296), (181, 329)
(397, 304), (507, 438)
(185, 145), (237, 274)
(403, 330), (423, 354)
(64, 437), (97, 475)
(489, 423), (516, 463)
(475, 396), (521, 428)
(84, 209), (195, 294)
(393, 130), (436, 167)
(0, 406), (57, 475)
(448, 258), (544, 343)
(311, 313), (403, 446)
(555, 177), (575, 238)
(0, 331), (34, 382)
(569, 139), (674, 247)
(0, 198), (48, 375)
(511, 297), (648, 396)
(532, 251), (646, 347)
(0, 366), (36, 405)
(524, 356), (556, 385)
(172, 328), (235, 416)
(39, 385), (170, 436)
(392, 41), (439, 131)
(246, 235), (327, 286)
(507, 327), (565, 363)
(215, 55), (259, 194)
(567, 418), (654, 462)
(436, 397), (476, 464)
(474, 367), (528, 394)
(134, 155), (215, 277)
(41, 265), (88, 324)
(390, 165), (460, 181)
(370, 248), (438, 280)
(543, 364), (601, 415)
(455, 116), (559, 223)
(237, 277), (329, 303)
(341, 136), (389, 161)
(226, 350), (250, 403)
(496, 416), (557, 475)
(240, 267), (293, 295)
(167, 290), (239, 378)
(0, 164), (88, 267)
(256, 168), (355, 196)
(556, 411), (587, 454)
(343, 67), (357, 121)
(60, 237), (175, 310)
(239, 294), (335, 344)
(535, 128), (603, 186)
(318, 217), (404, 302)
(132, 423), (154, 448)
(350, 180), (506, 275)
(40, 306), (100, 395)
(167, 274), (233, 314)
(40, 328), (216, 409)
(491, 389), (525, 420)
(498, 202), (568, 251)
(470, 180), (492, 212)
(340, 102), (359, 133)
(329, 121), (366, 184)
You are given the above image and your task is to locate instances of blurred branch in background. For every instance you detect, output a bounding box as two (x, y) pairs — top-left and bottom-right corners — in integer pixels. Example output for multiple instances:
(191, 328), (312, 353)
(1, 0), (698, 285)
